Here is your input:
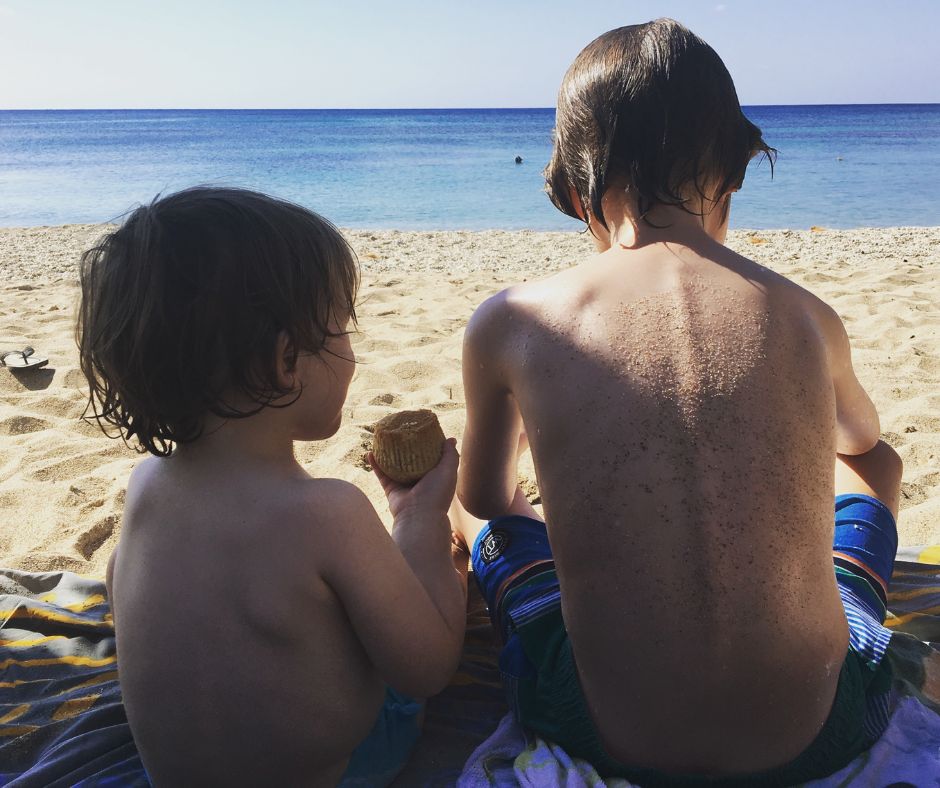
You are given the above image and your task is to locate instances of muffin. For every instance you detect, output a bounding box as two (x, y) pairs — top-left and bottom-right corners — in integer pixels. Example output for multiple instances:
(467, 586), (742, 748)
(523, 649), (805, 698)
(371, 409), (446, 484)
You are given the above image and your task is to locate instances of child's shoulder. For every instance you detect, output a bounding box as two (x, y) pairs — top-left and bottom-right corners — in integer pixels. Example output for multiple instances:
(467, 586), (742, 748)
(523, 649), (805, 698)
(124, 454), (165, 508)
(466, 270), (574, 337)
(126, 455), (375, 535)
(463, 282), (543, 366)
(694, 241), (831, 313)
(252, 475), (379, 541)
(291, 476), (378, 522)
(710, 244), (850, 353)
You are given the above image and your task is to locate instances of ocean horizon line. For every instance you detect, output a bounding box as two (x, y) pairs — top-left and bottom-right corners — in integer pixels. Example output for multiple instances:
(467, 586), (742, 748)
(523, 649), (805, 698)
(2, 102), (939, 113)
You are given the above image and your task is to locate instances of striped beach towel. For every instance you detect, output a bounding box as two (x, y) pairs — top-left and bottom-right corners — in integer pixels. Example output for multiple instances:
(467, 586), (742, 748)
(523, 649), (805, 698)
(0, 570), (144, 787)
(3, 553), (939, 786)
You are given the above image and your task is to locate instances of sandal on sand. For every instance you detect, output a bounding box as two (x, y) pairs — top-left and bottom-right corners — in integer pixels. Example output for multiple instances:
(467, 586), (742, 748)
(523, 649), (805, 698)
(0, 346), (48, 370)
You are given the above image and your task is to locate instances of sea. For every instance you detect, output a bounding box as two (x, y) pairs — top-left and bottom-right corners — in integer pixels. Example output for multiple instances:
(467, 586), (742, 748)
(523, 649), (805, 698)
(1, 105), (938, 230)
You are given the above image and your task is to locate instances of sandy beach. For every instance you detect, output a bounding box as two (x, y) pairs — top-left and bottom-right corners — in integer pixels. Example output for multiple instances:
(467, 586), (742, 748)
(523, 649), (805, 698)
(1, 224), (938, 577)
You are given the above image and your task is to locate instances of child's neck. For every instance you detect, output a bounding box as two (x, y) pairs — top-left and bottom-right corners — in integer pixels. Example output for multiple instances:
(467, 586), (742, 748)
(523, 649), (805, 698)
(594, 188), (729, 251)
(173, 409), (301, 474)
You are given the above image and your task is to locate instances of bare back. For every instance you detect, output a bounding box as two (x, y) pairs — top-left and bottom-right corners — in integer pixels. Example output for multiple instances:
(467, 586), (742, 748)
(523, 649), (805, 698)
(463, 241), (852, 773)
(111, 458), (384, 786)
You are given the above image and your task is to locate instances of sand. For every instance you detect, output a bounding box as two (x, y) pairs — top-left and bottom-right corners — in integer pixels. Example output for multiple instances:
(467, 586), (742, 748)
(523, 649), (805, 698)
(1, 225), (938, 577)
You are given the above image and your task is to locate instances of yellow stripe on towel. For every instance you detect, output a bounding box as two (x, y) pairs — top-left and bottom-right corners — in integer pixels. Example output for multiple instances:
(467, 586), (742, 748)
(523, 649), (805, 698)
(0, 634), (76, 648)
(31, 593), (107, 612)
(0, 669), (118, 690)
(890, 566), (940, 577)
(917, 546), (940, 564)
(886, 604), (940, 627)
(52, 693), (100, 721)
(0, 606), (112, 629)
(0, 704), (31, 724)
(51, 670), (119, 697)
(0, 654), (116, 670)
(887, 585), (940, 603)
(0, 677), (58, 689)
(0, 724), (40, 737)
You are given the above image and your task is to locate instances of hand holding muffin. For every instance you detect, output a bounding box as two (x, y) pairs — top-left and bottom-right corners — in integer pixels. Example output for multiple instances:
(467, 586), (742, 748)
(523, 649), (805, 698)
(371, 410), (447, 484)
(368, 409), (457, 522)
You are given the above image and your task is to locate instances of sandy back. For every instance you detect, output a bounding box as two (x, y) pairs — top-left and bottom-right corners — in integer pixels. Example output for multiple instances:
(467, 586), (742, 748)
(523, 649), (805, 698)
(505, 249), (850, 767)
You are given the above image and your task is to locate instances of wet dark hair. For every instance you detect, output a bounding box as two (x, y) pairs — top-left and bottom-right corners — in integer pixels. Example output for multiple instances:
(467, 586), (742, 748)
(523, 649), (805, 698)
(77, 187), (359, 457)
(545, 18), (775, 229)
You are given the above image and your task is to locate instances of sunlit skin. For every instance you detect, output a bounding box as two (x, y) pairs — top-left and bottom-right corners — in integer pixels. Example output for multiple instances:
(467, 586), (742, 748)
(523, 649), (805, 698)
(107, 324), (467, 786)
(454, 184), (902, 775)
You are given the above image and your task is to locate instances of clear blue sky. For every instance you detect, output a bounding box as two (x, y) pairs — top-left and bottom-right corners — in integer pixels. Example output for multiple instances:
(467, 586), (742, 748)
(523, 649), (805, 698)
(1, 0), (936, 109)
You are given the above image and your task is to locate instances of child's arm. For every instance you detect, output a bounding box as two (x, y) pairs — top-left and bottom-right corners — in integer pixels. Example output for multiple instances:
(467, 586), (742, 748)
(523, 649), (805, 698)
(319, 444), (466, 699)
(815, 299), (880, 455)
(457, 293), (525, 518)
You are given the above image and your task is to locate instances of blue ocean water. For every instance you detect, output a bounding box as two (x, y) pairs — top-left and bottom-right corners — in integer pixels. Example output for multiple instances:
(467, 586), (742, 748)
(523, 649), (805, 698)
(0, 105), (937, 229)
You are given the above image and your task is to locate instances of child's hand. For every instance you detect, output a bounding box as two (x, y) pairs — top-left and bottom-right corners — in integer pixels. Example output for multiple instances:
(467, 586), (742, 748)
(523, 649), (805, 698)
(370, 438), (458, 521)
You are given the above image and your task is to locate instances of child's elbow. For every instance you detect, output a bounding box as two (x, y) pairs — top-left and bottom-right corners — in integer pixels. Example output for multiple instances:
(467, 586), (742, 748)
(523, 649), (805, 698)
(835, 420), (880, 456)
(835, 390), (880, 456)
(392, 648), (461, 699)
(404, 670), (455, 701)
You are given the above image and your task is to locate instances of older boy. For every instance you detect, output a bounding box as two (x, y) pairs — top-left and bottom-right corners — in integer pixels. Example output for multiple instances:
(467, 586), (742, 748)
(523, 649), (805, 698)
(455, 19), (902, 785)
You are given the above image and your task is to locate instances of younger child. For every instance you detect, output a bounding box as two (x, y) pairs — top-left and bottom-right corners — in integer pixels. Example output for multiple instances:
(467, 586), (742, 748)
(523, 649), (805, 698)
(78, 187), (466, 786)
(454, 19), (903, 785)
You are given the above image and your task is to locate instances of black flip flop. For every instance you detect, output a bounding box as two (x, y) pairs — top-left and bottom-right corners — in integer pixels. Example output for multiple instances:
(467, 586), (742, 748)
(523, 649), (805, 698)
(0, 346), (49, 371)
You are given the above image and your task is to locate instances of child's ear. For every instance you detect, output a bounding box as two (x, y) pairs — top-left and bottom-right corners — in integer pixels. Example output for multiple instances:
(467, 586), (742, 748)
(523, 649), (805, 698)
(569, 185), (604, 243)
(569, 186), (587, 221)
(274, 331), (297, 390)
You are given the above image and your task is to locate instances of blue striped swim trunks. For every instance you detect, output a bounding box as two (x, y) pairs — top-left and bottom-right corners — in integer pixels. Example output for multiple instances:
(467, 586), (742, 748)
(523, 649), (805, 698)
(471, 496), (899, 784)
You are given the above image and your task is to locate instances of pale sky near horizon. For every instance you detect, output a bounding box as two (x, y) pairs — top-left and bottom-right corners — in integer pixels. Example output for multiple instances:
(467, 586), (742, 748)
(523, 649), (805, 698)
(0, 0), (937, 109)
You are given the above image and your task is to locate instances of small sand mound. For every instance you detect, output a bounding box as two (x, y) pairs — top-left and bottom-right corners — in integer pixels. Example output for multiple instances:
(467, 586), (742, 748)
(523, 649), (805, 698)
(0, 415), (51, 435)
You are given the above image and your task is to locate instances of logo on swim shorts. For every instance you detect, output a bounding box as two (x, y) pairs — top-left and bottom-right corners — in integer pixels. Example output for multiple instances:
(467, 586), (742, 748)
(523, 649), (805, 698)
(480, 529), (510, 564)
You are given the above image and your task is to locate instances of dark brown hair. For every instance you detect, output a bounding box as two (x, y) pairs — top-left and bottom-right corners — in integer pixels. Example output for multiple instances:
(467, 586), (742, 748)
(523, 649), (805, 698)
(545, 18), (775, 228)
(77, 187), (359, 456)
